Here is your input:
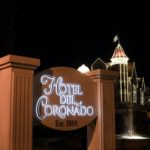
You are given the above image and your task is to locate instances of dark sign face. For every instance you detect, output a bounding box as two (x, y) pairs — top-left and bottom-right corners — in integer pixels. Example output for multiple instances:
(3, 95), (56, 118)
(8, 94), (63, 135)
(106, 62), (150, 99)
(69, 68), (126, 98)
(33, 67), (97, 131)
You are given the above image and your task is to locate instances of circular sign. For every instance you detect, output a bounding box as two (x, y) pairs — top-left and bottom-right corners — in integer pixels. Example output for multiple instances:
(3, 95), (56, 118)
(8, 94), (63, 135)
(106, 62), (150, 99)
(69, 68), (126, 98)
(33, 67), (97, 131)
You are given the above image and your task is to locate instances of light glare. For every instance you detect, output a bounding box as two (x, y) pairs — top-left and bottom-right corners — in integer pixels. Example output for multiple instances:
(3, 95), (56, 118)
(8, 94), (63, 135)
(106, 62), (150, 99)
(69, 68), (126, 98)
(77, 64), (90, 73)
(120, 134), (149, 140)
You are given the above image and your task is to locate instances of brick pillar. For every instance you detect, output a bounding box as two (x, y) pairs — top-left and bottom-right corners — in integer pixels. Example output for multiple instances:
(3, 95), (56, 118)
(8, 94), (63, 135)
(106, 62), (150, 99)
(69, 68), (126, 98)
(86, 69), (118, 150)
(0, 55), (40, 150)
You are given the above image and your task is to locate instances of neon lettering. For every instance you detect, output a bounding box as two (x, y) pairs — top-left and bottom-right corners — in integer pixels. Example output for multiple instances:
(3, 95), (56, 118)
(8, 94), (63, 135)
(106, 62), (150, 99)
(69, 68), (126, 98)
(35, 75), (94, 120)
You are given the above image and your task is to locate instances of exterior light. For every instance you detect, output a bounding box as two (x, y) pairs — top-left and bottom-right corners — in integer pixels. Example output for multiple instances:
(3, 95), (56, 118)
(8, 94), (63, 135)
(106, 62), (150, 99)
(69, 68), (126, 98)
(121, 135), (148, 140)
(77, 64), (90, 73)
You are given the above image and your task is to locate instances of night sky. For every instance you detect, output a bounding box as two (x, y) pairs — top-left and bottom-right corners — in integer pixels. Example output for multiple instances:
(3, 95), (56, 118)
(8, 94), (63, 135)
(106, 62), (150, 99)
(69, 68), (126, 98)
(1, 1), (150, 85)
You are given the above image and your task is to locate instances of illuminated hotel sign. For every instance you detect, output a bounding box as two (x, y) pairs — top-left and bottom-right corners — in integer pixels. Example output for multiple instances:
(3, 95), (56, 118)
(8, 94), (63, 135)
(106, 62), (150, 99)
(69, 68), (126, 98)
(36, 75), (94, 120)
(34, 67), (97, 131)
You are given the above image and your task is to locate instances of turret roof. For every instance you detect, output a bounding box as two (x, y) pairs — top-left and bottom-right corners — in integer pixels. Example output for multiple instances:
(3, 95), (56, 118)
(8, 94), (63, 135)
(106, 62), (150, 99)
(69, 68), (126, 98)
(110, 43), (129, 64)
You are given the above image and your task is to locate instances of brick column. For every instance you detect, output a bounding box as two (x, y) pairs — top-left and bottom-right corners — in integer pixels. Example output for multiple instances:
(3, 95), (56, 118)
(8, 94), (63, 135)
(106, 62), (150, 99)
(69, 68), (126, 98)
(86, 69), (118, 150)
(0, 55), (40, 150)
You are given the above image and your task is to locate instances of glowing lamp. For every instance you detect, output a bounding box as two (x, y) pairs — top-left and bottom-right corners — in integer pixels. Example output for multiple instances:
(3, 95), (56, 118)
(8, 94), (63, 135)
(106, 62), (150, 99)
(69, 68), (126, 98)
(121, 135), (148, 140)
(77, 64), (90, 73)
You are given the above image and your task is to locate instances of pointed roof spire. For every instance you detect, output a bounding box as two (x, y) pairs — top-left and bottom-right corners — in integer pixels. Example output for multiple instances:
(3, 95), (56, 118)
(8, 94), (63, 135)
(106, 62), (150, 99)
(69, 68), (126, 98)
(141, 77), (146, 92)
(110, 35), (129, 65)
(91, 58), (107, 70)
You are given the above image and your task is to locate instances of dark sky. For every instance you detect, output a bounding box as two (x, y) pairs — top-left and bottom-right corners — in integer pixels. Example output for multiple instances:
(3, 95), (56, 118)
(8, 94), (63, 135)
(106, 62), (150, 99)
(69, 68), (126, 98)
(1, 1), (150, 85)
